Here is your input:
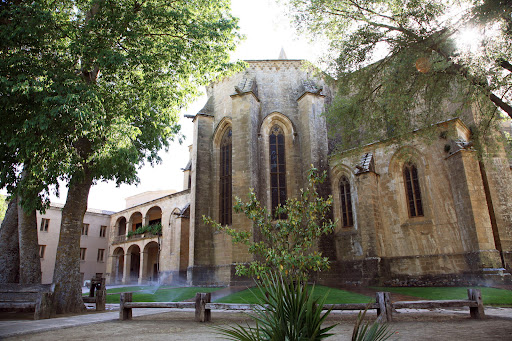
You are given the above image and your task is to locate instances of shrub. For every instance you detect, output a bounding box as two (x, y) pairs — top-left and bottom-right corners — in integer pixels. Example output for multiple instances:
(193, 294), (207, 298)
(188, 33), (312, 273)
(127, 223), (162, 238)
(214, 272), (336, 341)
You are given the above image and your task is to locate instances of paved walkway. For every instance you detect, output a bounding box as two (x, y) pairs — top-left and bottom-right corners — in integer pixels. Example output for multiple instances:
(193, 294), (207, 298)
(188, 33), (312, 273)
(0, 305), (191, 339)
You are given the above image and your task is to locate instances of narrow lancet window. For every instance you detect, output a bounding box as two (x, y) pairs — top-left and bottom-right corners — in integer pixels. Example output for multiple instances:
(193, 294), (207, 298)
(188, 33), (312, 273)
(220, 128), (232, 225)
(269, 125), (287, 219)
(339, 176), (354, 227)
(403, 163), (423, 217)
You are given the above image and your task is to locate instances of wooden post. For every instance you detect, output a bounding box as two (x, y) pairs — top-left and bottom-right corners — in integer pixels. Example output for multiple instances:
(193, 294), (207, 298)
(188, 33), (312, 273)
(376, 292), (392, 323)
(120, 292), (133, 320)
(195, 292), (211, 322)
(468, 289), (485, 319)
(96, 288), (106, 311)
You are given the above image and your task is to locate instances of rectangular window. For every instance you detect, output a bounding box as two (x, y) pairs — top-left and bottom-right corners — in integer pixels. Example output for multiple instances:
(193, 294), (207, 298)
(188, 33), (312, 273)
(80, 248), (86, 261)
(95, 273), (103, 278)
(81, 223), (89, 236)
(40, 218), (50, 232)
(97, 249), (105, 262)
(99, 225), (107, 238)
(39, 245), (46, 258)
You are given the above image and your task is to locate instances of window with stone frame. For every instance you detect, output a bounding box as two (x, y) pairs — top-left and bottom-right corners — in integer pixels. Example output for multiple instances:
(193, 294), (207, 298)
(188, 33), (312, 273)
(97, 249), (105, 262)
(269, 125), (287, 219)
(403, 163), (424, 217)
(80, 248), (86, 261)
(39, 245), (46, 258)
(339, 176), (354, 227)
(219, 128), (232, 225)
(40, 218), (50, 232)
(81, 223), (89, 236)
(99, 225), (107, 238)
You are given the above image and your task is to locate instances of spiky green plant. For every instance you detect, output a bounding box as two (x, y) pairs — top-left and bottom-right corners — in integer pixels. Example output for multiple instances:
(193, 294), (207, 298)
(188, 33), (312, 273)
(214, 272), (336, 341)
(351, 306), (395, 341)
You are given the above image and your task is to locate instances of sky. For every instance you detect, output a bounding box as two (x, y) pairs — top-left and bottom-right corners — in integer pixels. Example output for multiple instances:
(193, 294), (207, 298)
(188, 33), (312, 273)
(3, 0), (327, 212)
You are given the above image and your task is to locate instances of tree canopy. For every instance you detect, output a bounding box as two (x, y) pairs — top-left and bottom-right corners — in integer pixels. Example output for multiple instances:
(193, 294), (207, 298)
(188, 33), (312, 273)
(0, 0), (242, 209)
(286, 0), (511, 150)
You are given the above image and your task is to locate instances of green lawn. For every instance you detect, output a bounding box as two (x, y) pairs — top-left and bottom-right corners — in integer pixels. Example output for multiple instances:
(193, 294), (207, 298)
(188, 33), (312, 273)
(370, 286), (512, 306)
(215, 285), (373, 304)
(89, 286), (223, 304)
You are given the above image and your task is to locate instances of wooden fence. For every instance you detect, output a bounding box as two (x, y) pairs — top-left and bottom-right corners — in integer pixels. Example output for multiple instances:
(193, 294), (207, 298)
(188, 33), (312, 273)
(119, 288), (485, 323)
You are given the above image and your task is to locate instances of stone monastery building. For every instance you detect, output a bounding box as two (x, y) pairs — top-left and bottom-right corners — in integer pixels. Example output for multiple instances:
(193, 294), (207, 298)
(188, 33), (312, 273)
(105, 55), (512, 287)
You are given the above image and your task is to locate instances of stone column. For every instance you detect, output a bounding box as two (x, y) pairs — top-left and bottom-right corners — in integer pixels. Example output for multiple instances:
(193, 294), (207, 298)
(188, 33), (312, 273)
(138, 251), (147, 284)
(187, 114), (214, 285)
(230, 90), (260, 284)
(122, 252), (131, 284)
(297, 91), (328, 181)
(446, 149), (501, 269)
(354, 171), (382, 280)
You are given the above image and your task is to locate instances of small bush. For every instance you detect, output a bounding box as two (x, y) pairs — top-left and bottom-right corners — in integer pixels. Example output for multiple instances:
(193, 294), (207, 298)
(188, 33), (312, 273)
(214, 272), (336, 341)
(127, 223), (162, 238)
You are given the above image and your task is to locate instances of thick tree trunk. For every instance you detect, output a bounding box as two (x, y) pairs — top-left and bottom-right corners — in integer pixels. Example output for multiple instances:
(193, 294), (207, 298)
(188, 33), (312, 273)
(18, 195), (41, 284)
(0, 197), (20, 283)
(52, 170), (93, 314)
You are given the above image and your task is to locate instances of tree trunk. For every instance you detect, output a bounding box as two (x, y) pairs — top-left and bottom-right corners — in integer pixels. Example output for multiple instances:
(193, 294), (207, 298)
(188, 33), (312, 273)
(52, 170), (93, 314)
(18, 195), (41, 284)
(0, 197), (20, 283)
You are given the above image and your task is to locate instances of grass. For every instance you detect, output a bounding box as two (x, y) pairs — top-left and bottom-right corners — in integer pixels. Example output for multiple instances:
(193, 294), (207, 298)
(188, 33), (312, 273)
(370, 286), (512, 306)
(85, 286), (223, 304)
(215, 285), (373, 304)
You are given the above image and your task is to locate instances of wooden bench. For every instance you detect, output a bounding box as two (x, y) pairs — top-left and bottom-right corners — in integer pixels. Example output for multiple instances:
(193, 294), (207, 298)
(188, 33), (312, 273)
(389, 288), (485, 321)
(0, 283), (55, 319)
(119, 289), (485, 323)
(82, 277), (106, 311)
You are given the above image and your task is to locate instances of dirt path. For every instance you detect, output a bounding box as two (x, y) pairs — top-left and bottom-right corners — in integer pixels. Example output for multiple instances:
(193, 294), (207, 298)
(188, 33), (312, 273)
(4, 310), (512, 341)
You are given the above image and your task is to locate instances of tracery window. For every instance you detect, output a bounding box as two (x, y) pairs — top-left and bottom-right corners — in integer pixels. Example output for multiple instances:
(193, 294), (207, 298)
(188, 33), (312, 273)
(339, 176), (354, 227)
(403, 163), (423, 217)
(269, 125), (287, 219)
(219, 128), (232, 225)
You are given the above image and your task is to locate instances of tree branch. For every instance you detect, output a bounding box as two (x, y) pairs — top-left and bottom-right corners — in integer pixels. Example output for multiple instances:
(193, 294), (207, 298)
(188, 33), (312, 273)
(500, 59), (512, 73)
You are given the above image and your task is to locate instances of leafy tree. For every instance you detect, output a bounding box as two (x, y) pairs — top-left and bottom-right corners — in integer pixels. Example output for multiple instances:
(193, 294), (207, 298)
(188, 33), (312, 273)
(0, 0), (241, 313)
(204, 168), (336, 282)
(285, 0), (512, 149)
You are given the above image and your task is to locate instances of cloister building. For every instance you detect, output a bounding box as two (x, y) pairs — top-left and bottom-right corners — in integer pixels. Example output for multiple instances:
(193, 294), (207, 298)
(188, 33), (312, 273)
(104, 55), (512, 286)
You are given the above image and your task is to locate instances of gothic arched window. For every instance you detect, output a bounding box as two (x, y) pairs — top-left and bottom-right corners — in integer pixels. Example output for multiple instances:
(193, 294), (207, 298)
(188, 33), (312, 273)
(339, 176), (354, 227)
(403, 163), (423, 217)
(219, 128), (232, 225)
(269, 125), (287, 219)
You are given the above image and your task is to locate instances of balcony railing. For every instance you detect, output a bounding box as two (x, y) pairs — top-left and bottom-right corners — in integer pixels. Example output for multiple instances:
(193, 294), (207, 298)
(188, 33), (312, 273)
(112, 233), (159, 244)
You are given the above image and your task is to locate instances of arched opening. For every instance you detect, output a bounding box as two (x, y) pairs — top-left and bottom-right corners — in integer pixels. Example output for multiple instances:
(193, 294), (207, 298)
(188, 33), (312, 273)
(143, 241), (159, 283)
(129, 212), (143, 232)
(112, 247), (124, 284)
(146, 206), (162, 227)
(116, 217), (127, 236)
(127, 244), (141, 283)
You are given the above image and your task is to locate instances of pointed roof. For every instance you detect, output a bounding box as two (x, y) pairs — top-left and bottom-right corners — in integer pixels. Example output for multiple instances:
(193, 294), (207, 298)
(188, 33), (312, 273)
(278, 47), (287, 60)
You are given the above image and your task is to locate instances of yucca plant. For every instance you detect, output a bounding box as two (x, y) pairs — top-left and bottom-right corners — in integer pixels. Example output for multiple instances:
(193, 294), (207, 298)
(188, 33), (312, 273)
(214, 272), (336, 341)
(351, 306), (395, 341)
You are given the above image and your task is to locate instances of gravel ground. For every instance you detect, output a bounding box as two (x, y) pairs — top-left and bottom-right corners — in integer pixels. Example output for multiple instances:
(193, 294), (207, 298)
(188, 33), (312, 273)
(4, 309), (512, 341)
